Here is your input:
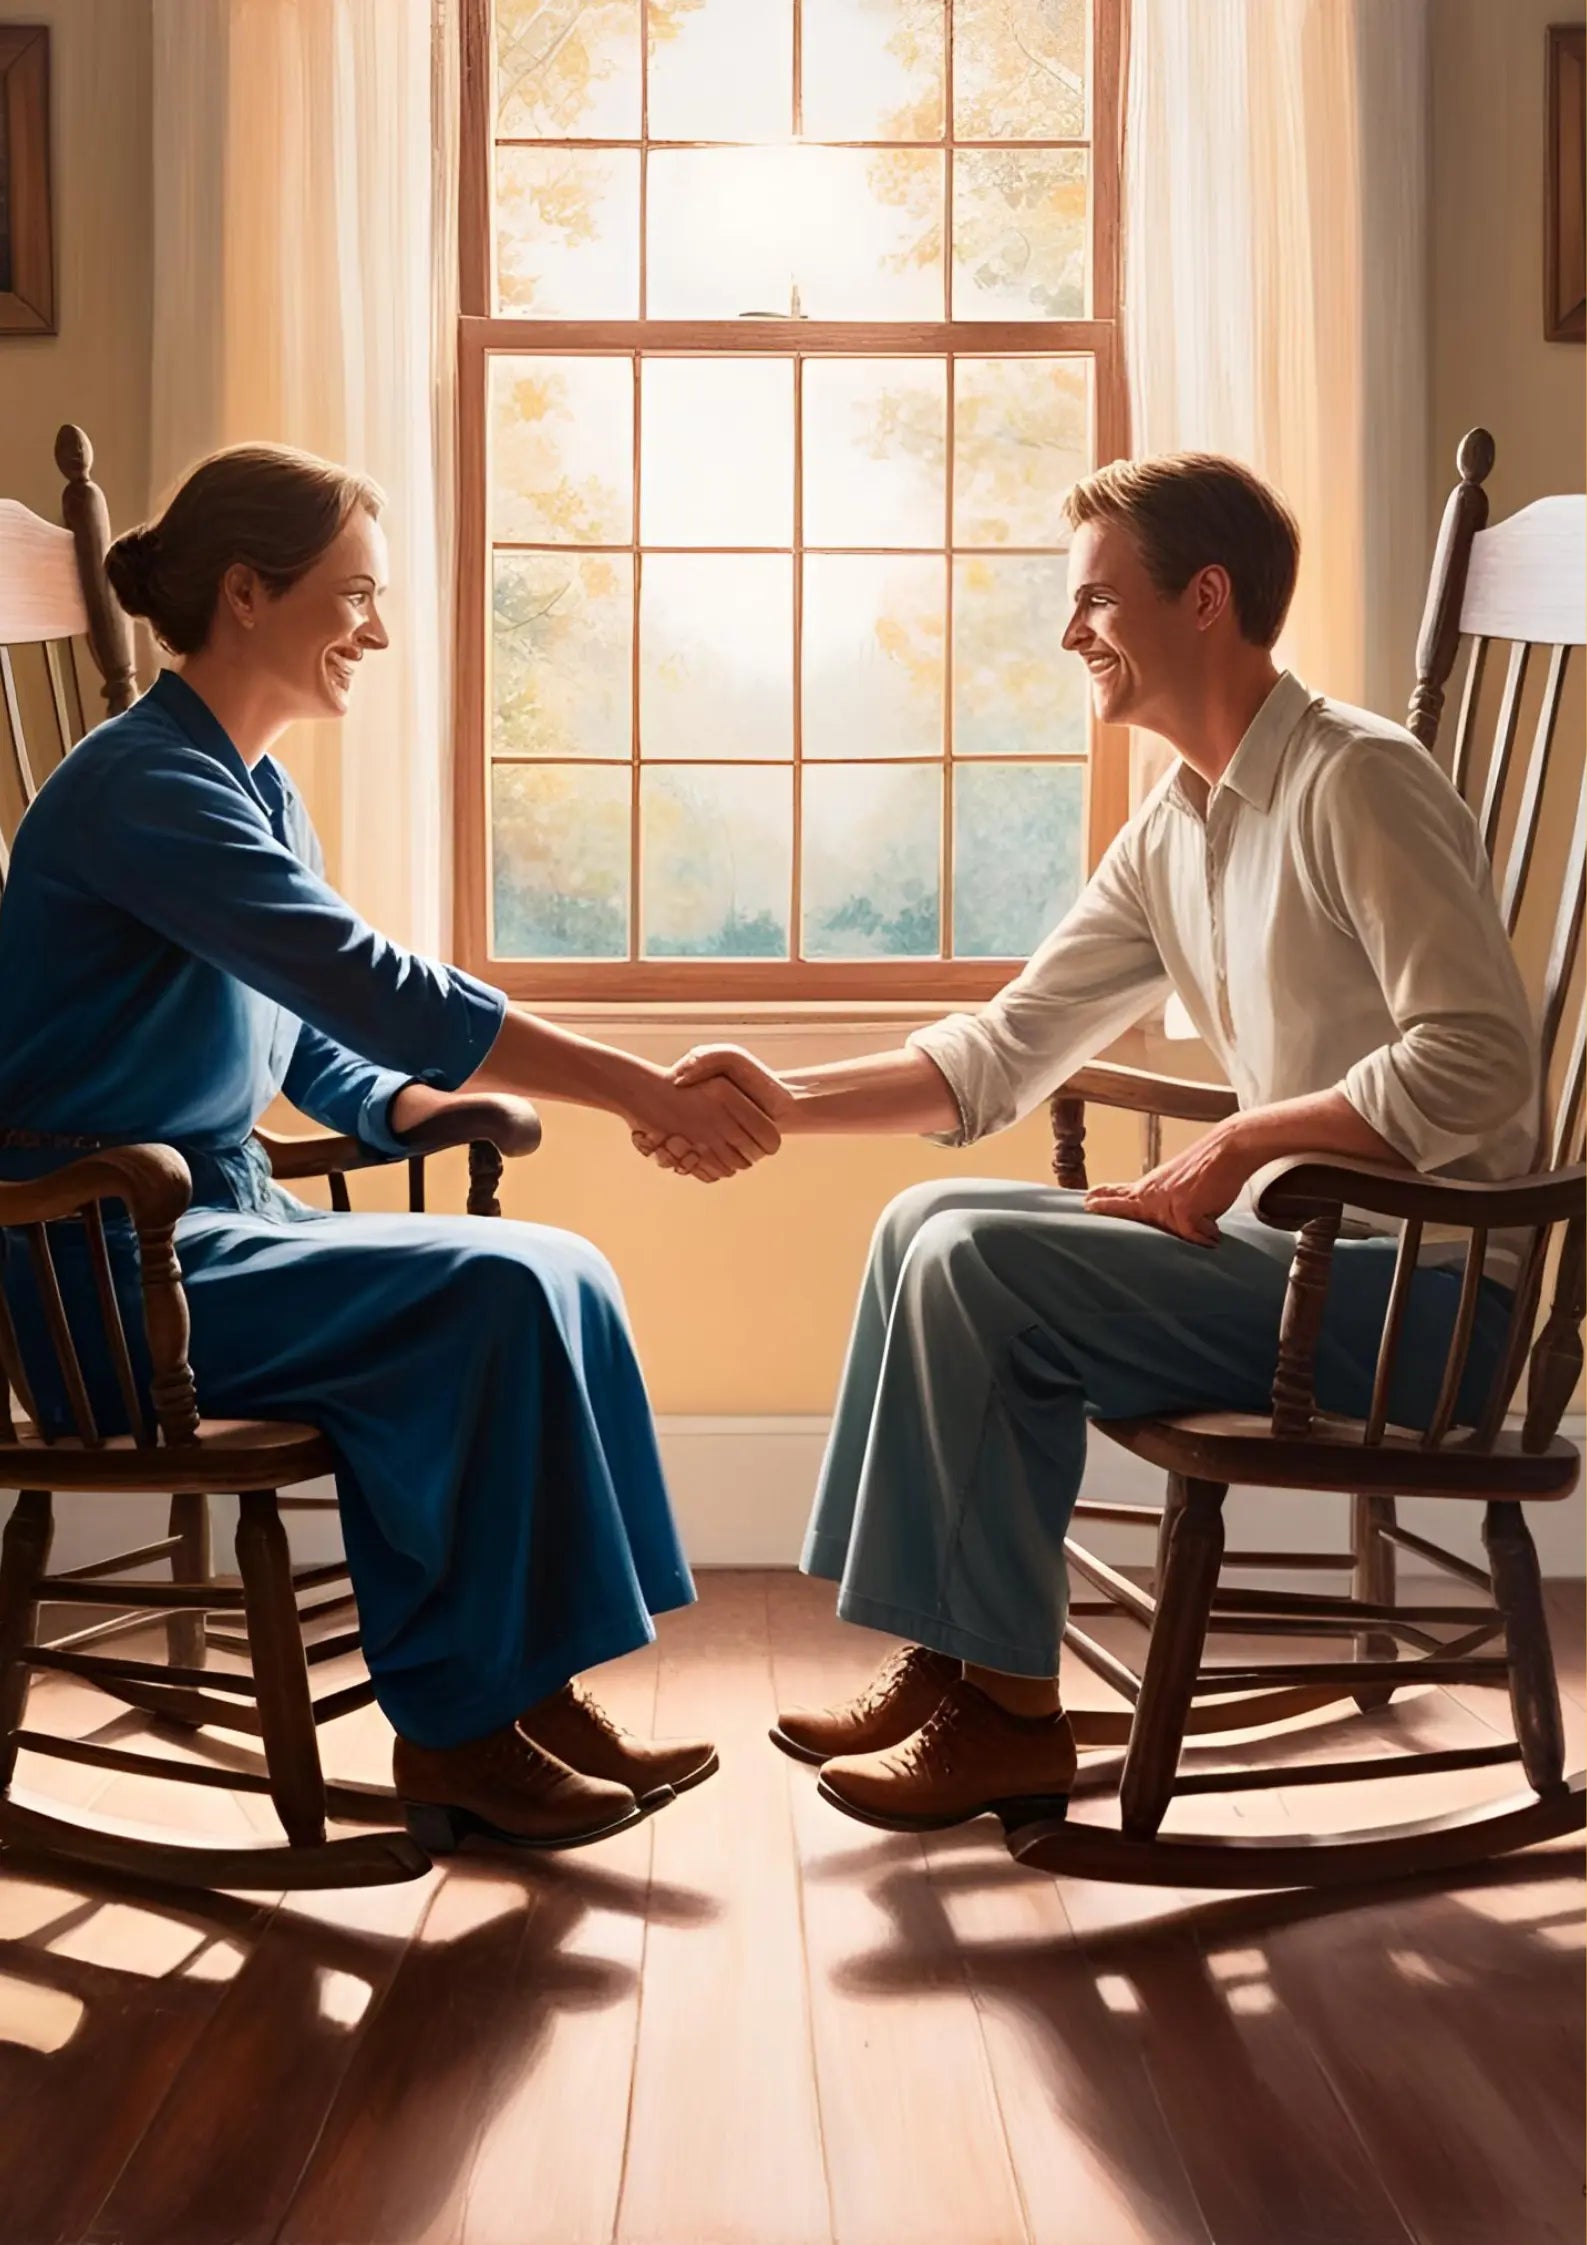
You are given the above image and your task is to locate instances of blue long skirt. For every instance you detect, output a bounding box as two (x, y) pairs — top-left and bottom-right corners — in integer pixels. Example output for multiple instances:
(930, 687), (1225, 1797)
(6, 1196), (694, 1750)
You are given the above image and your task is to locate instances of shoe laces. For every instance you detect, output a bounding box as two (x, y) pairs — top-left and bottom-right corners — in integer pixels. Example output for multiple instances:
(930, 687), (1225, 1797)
(888, 1689), (969, 1779)
(853, 1644), (936, 1721)
(566, 1678), (632, 1747)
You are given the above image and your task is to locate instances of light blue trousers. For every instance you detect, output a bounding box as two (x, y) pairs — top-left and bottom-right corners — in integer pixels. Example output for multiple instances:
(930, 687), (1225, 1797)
(803, 1181), (1511, 1677)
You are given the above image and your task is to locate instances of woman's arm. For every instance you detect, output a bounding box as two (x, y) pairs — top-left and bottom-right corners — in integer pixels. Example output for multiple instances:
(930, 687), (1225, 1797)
(451, 1010), (783, 1181)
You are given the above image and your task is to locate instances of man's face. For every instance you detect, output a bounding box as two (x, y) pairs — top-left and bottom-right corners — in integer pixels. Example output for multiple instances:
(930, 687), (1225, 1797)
(1062, 517), (1203, 727)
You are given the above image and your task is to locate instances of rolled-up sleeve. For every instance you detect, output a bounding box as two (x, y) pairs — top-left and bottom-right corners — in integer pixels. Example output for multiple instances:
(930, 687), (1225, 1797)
(87, 742), (507, 1092)
(907, 829), (1171, 1145)
(1305, 744), (1538, 1169)
(282, 1024), (411, 1156)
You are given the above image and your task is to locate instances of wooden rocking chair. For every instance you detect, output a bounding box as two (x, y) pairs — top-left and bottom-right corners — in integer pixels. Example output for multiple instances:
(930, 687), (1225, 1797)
(0, 426), (541, 1889)
(1016, 428), (1586, 1888)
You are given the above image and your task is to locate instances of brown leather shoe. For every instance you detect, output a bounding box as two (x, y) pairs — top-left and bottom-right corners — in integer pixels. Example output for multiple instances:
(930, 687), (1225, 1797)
(394, 1724), (642, 1855)
(817, 1678), (1076, 1835)
(519, 1680), (718, 1810)
(770, 1644), (960, 1765)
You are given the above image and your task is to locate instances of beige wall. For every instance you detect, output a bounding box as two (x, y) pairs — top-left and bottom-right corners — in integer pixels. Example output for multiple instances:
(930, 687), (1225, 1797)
(1430, 0), (1585, 518)
(0, 0), (153, 541)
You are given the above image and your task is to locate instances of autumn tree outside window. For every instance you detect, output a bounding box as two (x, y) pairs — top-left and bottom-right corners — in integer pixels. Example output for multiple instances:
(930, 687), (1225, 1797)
(455, 0), (1128, 1002)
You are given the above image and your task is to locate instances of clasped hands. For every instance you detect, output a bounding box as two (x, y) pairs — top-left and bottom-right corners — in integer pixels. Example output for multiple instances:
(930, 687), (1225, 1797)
(628, 1045), (790, 1184)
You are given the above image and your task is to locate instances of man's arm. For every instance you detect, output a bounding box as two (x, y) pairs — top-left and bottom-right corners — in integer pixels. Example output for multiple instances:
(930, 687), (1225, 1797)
(1083, 1088), (1405, 1246)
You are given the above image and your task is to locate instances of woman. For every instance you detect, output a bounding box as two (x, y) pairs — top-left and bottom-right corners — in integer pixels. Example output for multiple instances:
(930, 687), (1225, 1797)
(0, 443), (779, 1853)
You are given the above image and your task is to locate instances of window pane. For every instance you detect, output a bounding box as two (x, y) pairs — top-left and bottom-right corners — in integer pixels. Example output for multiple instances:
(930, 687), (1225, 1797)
(493, 552), (632, 760)
(801, 0), (945, 140)
(803, 765), (941, 958)
(641, 554), (792, 759)
(802, 359), (945, 548)
(492, 764), (631, 960)
(490, 356), (633, 545)
(646, 0), (791, 140)
(953, 357), (1089, 546)
(496, 148), (640, 317)
(496, 0), (642, 138)
(952, 0), (1088, 139)
(803, 556), (944, 760)
(642, 766), (791, 957)
(953, 763), (1082, 957)
(954, 556), (1087, 755)
(647, 147), (943, 319)
(641, 358), (793, 546)
(952, 149), (1088, 320)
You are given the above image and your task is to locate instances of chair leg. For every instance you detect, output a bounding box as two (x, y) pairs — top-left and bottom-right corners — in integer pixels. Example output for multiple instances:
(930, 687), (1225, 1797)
(1351, 1493), (1399, 1711)
(0, 1490), (53, 1791)
(1120, 1475), (1226, 1840)
(235, 1490), (327, 1847)
(166, 1492), (211, 1667)
(1483, 1500), (1566, 1797)
(1151, 1472), (1187, 1598)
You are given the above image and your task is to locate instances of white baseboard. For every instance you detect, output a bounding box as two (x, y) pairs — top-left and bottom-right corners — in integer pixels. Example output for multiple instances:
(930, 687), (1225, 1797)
(17, 1411), (1584, 1585)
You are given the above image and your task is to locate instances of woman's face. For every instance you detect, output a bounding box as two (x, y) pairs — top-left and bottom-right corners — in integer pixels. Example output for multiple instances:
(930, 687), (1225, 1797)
(230, 506), (391, 720)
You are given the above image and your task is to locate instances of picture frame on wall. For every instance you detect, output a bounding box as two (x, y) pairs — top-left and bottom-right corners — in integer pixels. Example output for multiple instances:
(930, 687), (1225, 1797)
(1546, 21), (1586, 343)
(0, 23), (53, 335)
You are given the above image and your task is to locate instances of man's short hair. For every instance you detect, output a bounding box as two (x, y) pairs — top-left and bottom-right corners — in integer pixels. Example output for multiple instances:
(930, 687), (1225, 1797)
(1062, 453), (1301, 648)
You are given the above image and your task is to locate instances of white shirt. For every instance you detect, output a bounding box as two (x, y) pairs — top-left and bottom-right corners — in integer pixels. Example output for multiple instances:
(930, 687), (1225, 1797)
(910, 673), (1540, 1205)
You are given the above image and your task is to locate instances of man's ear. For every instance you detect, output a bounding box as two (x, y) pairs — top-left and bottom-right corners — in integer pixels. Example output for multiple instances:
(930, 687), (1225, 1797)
(1191, 563), (1234, 634)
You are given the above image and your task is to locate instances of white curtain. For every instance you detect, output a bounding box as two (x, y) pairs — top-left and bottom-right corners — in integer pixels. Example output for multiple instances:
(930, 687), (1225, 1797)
(1124, 0), (1430, 803)
(149, 0), (457, 953)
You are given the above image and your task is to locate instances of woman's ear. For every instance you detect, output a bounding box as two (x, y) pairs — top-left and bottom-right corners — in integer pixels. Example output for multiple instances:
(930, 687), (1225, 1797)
(220, 561), (262, 630)
(1192, 562), (1234, 634)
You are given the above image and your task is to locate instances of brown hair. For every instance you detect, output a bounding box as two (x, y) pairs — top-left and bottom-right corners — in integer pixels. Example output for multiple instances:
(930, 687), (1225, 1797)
(1062, 452), (1300, 648)
(105, 443), (385, 655)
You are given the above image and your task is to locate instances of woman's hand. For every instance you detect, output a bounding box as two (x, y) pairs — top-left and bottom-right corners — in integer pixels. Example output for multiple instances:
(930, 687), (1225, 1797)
(625, 1057), (785, 1183)
(632, 1045), (794, 1181)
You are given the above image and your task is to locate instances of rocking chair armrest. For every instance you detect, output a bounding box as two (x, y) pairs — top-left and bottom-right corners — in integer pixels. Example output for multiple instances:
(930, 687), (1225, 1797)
(1251, 1154), (1587, 1233)
(1053, 1064), (1239, 1124)
(255, 1095), (542, 1182)
(253, 1127), (385, 1181)
(0, 1141), (193, 1230)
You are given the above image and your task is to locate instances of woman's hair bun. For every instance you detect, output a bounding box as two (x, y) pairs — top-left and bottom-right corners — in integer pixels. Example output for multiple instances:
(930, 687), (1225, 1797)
(104, 524), (165, 619)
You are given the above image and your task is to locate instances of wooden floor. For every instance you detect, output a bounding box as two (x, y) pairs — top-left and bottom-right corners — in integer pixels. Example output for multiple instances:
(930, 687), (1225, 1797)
(0, 1572), (1581, 2245)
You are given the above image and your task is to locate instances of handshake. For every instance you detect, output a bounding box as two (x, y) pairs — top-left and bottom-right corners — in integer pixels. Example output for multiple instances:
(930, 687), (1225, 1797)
(628, 1044), (792, 1185)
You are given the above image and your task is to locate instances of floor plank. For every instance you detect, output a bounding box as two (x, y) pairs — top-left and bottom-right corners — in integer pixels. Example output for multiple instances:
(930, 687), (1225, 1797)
(615, 1572), (831, 2245)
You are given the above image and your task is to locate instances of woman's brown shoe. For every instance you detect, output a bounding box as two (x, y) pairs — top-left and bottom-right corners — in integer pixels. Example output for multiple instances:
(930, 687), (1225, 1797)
(394, 1724), (642, 1855)
(770, 1644), (960, 1765)
(519, 1680), (719, 1810)
(817, 1679), (1076, 1835)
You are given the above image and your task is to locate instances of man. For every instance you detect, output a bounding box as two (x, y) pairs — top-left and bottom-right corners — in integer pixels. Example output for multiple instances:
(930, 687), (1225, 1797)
(639, 452), (1538, 1835)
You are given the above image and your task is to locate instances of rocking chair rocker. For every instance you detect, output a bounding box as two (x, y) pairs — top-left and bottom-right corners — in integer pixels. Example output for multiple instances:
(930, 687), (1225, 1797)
(1015, 428), (1586, 1889)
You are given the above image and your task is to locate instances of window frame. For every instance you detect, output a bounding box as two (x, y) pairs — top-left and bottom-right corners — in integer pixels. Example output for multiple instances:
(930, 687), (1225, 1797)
(454, 0), (1131, 1003)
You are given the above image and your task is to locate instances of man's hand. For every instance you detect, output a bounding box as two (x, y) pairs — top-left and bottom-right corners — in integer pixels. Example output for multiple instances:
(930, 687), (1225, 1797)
(625, 1054), (785, 1184)
(1083, 1116), (1256, 1246)
(633, 1045), (793, 1181)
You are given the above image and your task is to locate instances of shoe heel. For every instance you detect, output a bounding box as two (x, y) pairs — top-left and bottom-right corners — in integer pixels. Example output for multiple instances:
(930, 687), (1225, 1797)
(993, 1792), (1071, 1837)
(403, 1800), (466, 1856)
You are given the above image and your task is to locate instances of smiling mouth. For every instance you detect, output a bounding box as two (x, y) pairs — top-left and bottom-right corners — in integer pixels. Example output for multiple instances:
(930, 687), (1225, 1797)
(326, 651), (359, 690)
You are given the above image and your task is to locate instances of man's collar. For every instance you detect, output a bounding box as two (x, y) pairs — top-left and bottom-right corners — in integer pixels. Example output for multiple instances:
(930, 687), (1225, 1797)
(146, 668), (273, 815)
(1167, 671), (1316, 818)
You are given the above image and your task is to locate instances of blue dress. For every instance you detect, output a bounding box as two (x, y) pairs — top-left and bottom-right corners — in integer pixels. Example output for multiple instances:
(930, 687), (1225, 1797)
(0, 669), (693, 1749)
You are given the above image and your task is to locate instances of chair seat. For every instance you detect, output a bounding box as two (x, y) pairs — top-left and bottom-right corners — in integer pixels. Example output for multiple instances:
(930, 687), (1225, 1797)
(0, 1416), (335, 1492)
(1098, 1411), (1581, 1499)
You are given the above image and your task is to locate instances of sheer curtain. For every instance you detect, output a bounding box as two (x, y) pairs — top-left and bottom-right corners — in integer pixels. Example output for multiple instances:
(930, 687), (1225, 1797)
(149, 0), (458, 953)
(1124, 0), (1430, 805)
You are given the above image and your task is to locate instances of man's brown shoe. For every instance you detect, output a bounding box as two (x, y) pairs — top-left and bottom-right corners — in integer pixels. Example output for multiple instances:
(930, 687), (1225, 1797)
(770, 1644), (960, 1765)
(518, 1680), (718, 1810)
(394, 1724), (642, 1855)
(817, 1677), (1076, 1835)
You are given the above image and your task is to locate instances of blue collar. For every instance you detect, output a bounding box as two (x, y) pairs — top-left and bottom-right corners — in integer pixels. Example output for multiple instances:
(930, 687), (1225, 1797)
(145, 668), (281, 824)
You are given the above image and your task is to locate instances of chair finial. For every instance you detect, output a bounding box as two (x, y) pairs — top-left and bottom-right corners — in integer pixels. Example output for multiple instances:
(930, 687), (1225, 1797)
(54, 425), (93, 482)
(1456, 428), (1496, 487)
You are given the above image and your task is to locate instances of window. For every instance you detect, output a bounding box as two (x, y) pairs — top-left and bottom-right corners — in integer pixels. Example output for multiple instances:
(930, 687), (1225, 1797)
(456, 0), (1128, 1000)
